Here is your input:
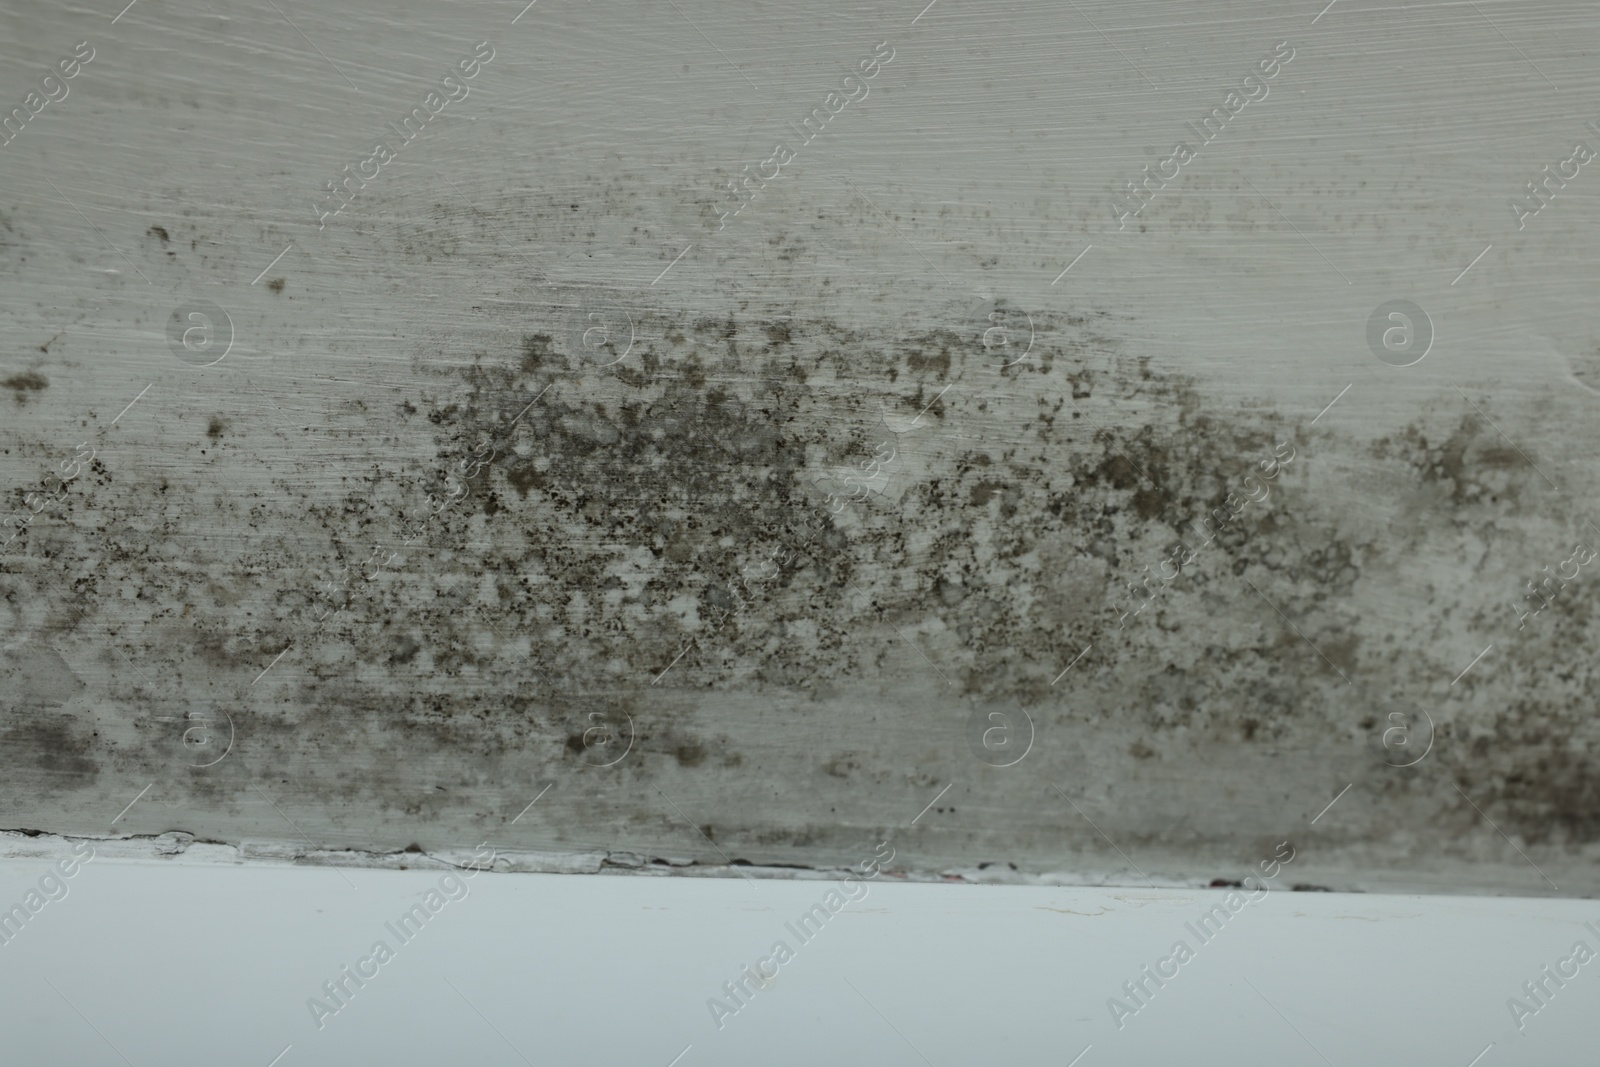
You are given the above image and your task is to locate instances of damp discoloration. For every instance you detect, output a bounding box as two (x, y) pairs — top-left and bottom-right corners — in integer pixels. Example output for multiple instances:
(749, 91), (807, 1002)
(1, 0), (1596, 900)
(3, 372), (48, 403)
(3, 287), (1599, 892)
(0, 717), (99, 794)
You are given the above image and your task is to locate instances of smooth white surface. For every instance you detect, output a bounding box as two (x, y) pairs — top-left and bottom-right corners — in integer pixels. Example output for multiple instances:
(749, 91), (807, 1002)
(0, 846), (1593, 1066)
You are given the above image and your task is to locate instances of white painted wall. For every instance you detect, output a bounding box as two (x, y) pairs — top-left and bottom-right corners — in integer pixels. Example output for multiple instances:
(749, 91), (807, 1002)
(0, 838), (1592, 1066)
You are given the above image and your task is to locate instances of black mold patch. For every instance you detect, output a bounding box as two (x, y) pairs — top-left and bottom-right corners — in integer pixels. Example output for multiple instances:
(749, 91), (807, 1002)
(1371, 414), (1534, 509)
(3, 372), (48, 403)
(266, 303), (1338, 746)
(0, 719), (100, 794)
(21, 275), (1599, 873)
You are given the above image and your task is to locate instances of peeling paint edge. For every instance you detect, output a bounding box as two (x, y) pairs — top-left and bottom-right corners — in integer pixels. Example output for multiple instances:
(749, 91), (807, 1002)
(0, 828), (1369, 894)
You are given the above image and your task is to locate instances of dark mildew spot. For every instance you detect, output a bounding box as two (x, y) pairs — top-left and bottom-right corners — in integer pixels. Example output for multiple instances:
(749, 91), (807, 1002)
(0, 718), (100, 794)
(3, 371), (48, 403)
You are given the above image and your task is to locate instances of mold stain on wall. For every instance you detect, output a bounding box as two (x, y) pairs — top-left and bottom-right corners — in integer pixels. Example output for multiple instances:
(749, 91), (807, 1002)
(1, 288), (1596, 880)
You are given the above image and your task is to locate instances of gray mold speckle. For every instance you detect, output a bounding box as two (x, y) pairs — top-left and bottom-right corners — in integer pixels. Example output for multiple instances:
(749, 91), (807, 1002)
(2, 284), (1598, 891)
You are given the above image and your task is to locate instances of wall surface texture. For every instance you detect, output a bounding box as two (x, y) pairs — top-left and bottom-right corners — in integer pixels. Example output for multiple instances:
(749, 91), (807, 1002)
(2, 0), (1599, 898)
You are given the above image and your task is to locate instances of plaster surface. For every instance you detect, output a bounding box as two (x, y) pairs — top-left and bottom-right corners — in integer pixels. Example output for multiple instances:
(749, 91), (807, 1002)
(2, 0), (1598, 896)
